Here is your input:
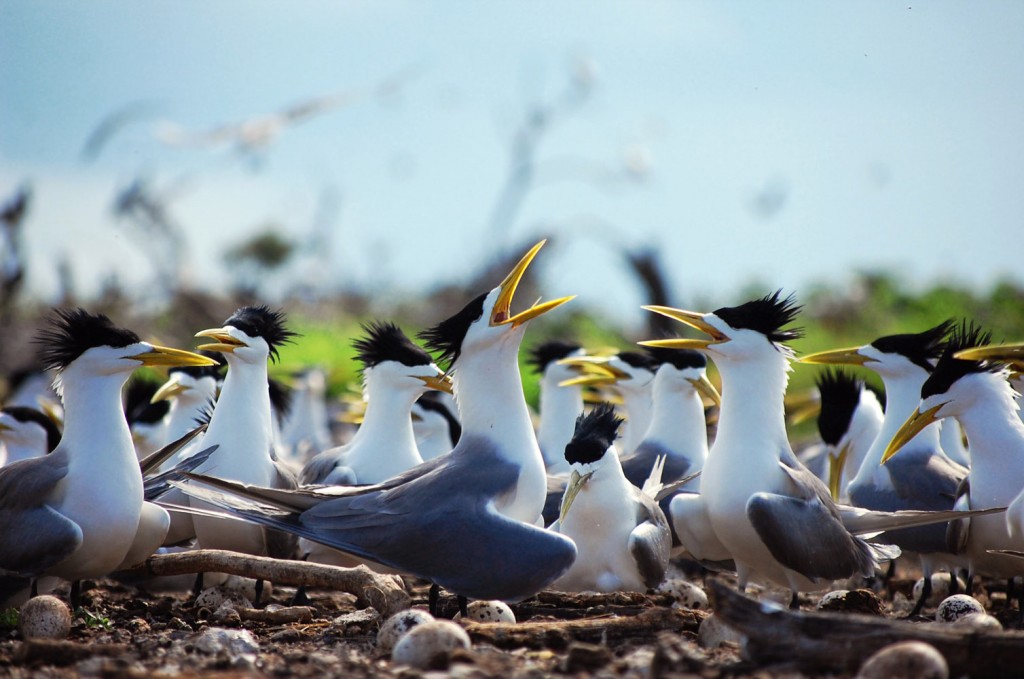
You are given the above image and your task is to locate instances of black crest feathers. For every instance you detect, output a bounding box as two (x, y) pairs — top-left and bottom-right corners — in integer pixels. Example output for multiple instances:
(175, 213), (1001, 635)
(353, 322), (433, 369)
(564, 403), (623, 466)
(419, 292), (488, 370)
(871, 320), (953, 372)
(224, 306), (297, 363)
(35, 308), (141, 372)
(816, 369), (863, 446)
(527, 340), (582, 374)
(922, 320), (998, 400)
(617, 351), (657, 372)
(713, 290), (804, 343)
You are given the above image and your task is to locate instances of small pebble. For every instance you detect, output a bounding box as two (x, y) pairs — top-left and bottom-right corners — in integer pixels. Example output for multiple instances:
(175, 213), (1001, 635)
(816, 589), (883, 615)
(656, 579), (709, 610)
(391, 619), (470, 669)
(856, 641), (948, 679)
(458, 600), (516, 623)
(935, 594), (985, 623)
(953, 612), (1003, 631)
(193, 627), (260, 656)
(912, 573), (966, 607)
(696, 613), (744, 649)
(377, 609), (435, 653)
(18, 595), (72, 640)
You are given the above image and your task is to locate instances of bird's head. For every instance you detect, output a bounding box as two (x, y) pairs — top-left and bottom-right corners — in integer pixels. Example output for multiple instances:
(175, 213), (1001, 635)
(0, 406), (61, 453)
(799, 320), (952, 378)
(35, 308), (219, 388)
(642, 290), (803, 363)
(419, 240), (574, 371)
(195, 305), (297, 366)
(645, 346), (721, 405)
(152, 352), (224, 404)
(559, 403), (623, 522)
(354, 321), (452, 395)
(527, 340), (584, 382)
(883, 320), (1000, 463)
(556, 350), (657, 392)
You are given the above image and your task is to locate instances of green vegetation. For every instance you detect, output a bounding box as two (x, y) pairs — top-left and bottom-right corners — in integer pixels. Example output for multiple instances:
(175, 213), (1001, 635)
(0, 608), (18, 629)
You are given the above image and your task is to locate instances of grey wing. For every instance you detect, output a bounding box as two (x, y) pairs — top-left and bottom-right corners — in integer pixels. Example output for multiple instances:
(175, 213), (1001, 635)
(300, 446), (348, 485)
(947, 477), (971, 555)
(622, 441), (693, 489)
(628, 490), (671, 589)
(0, 451), (83, 576)
(886, 450), (965, 511)
(747, 491), (878, 581)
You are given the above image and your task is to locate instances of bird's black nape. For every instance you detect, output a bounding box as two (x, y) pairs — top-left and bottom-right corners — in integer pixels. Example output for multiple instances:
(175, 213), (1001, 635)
(1, 406), (61, 452)
(419, 292), (488, 370)
(353, 321), (433, 369)
(617, 351), (657, 372)
(644, 345), (707, 371)
(921, 320), (999, 400)
(170, 351), (225, 379)
(816, 369), (863, 446)
(527, 340), (582, 374)
(713, 290), (804, 343)
(564, 403), (623, 465)
(35, 308), (142, 372)
(871, 320), (953, 372)
(223, 305), (298, 363)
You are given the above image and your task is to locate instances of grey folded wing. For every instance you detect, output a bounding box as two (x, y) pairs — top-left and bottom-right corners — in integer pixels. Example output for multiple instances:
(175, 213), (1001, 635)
(628, 491), (672, 589)
(0, 450), (83, 577)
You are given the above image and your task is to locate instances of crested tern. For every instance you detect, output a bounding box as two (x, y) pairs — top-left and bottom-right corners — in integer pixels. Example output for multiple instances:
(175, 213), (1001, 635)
(0, 406), (60, 466)
(528, 340), (585, 474)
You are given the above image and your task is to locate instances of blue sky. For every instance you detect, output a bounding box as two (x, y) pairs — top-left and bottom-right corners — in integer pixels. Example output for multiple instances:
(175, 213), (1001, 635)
(2, 1), (1022, 329)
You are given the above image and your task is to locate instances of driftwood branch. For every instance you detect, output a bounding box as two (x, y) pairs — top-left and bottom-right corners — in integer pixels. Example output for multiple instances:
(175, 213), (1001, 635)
(711, 581), (1024, 678)
(115, 549), (409, 617)
(463, 606), (704, 650)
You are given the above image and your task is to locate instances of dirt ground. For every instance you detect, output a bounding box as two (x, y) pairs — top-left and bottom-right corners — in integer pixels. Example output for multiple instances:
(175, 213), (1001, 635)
(0, 566), (1017, 678)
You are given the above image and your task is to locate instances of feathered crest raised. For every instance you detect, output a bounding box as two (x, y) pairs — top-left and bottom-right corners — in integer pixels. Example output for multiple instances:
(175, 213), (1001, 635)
(223, 305), (297, 363)
(418, 292), (488, 370)
(713, 290), (804, 343)
(564, 403), (623, 465)
(35, 308), (141, 372)
(922, 320), (999, 400)
(353, 321), (433, 369)
(871, 320), (953, 372)
(816, 368), (863, 446)
(527, 340), (582, 374)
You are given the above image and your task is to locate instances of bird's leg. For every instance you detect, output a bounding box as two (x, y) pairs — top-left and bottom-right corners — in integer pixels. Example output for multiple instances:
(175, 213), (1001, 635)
(906, 575), (931, 619)
(70, 580), (81, 610)
(458, 595), (469, 618)
(428, 584), (440, 616)
(948, 571), (960, 595)
(290, 587), (312, 607)
(254, 579), (264, 607)
(788, 591), (799, 610)
(30, 579), (38, 598)
(192, 572), (204, 599)
(965, 571), (974, 596)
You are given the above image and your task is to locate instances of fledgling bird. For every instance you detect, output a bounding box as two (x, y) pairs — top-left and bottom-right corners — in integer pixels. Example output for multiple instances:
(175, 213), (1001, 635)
(178, 240), (578, 604)
(301, 321), (450, 486)
(0, 308), (217, 607)
(550, 404), (671, 593)
(0, 406), (61, 466)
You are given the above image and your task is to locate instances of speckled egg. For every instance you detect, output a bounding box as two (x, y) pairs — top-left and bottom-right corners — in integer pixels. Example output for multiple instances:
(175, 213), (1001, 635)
(18, 595), (72, 640)
(391, 619), (471, 669)
(935, 594), (985, 623)
(856, 641), (948, 679)
(194, 586), (253, 611)
(377, 608), (435, 653)
(912, 573), (966, 607)
(462, 600), (516, 623)
(657, 578), (709, 610)
(953, 612), (1003, 631)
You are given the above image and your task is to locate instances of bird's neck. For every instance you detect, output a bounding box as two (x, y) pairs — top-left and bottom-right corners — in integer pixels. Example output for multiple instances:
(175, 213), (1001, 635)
(207, 361), (272, 449)
(853, 372), (939, 483)
(60, 370), (134, 462)
(645, 377), (708, 459)
(537, 373), (583, 466)
(619, 386), (653, 454)
(346, 378), (421, 463)
(714, 353), (791, 456)
(954, 375), (1024, 502)
(165, 392), (208, 441)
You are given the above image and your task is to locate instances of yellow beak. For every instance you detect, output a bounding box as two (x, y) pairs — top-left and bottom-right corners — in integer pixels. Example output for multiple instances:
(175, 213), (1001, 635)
(642, 306), (729, 341)
(955, 342), (1024, 362)
(150, 379), (188, 403)
(559, 469), (594, 523)
(797, 346), (870, 366)
(881, 403), (945, 463)
(195, 328), (247, 354)
(827, 441), (852, 501)
(491, 240), (575, 327)
(690, 374), (722, 406)
(129, 345), (221, 368)
(418, 374), (454, 395)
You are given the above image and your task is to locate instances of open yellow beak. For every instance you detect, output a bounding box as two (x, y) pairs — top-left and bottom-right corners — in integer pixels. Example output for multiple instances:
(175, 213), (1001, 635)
(955, 342), (1024, 362)
(491, 240), (575, 327)
(559, 469), (594, 523)
(418, 374), (454, 395)
(797, 346), (870, 366)
(195, 328), (247, 354)
(150, 379), (188, 403)
(690, 374), (722, 406)
(129, 345), (221, 369)
(881, 403), (945, 463)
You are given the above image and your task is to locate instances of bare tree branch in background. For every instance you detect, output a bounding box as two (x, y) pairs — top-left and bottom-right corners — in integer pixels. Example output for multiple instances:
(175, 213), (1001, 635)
(0, 184), (30, 322)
